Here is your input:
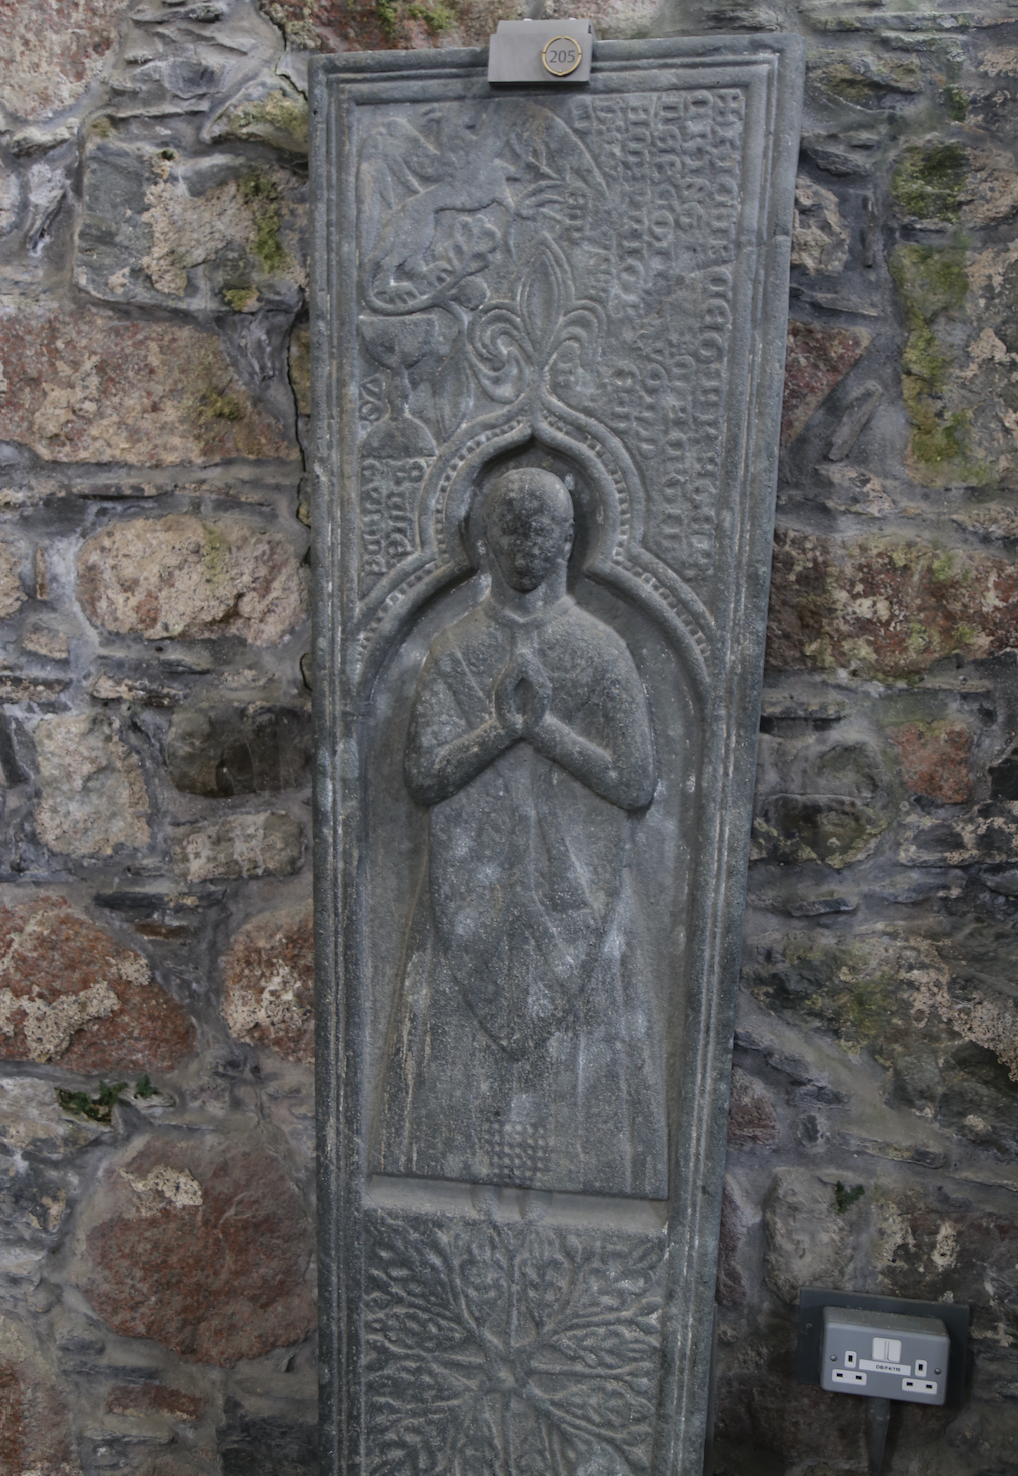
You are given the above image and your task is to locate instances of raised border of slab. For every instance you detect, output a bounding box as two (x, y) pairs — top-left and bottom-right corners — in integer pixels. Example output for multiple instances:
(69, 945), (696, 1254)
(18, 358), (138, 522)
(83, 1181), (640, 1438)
(310, 34), (804, 1476)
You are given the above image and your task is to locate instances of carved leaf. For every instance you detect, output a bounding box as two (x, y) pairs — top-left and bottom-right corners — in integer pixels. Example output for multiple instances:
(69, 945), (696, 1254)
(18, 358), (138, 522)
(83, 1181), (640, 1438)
(519, 246), (564, 365)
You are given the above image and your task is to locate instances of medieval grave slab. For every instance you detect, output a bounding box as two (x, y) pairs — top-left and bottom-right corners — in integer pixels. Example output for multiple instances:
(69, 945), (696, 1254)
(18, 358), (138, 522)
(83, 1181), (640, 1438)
(310, 35), (803, 1476)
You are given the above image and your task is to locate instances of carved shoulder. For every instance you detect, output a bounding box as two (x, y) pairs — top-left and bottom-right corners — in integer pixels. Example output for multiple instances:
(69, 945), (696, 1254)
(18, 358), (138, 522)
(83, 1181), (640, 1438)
(551, 606), (649, 709)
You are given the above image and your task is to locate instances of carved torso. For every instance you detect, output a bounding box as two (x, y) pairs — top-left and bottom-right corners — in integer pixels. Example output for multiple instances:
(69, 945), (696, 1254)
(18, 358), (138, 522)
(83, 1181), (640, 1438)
(373, 594), (668, 1197)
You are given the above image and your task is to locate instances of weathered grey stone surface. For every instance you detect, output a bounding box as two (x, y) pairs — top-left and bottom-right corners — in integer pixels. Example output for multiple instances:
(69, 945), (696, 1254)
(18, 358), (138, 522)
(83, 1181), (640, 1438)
(311, 37), (803, 1476)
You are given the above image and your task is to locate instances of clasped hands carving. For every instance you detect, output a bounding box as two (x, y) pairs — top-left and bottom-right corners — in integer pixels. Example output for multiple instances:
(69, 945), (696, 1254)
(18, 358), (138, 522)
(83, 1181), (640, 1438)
(408, 639), (643, 813)
(493, 647), (550, 744)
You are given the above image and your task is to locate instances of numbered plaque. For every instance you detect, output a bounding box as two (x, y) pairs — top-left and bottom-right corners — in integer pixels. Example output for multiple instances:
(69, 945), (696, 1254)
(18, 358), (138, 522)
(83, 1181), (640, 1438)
(310, 35), (803, 1476)
(543, 36), (583, 76)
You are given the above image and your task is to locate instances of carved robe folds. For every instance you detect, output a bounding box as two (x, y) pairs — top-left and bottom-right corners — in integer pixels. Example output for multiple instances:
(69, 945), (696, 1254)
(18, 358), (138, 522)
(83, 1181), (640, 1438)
(374, 594), (666, 1197)
(311, 36), (803, 1476)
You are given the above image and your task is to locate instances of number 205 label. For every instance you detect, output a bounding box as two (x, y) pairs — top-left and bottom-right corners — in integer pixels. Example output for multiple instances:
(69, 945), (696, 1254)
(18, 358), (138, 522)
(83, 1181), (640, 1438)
(541, 35), (582, 76)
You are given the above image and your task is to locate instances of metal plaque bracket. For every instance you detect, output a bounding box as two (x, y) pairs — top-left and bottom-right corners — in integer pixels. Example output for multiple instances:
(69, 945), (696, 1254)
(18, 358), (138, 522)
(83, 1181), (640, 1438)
(487, 18), (594, 84)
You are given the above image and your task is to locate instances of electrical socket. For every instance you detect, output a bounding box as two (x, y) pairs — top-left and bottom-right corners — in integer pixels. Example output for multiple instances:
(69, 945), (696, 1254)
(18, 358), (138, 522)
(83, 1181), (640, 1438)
(821, 1307), (949, 1406)
(797, 1288), (969, 1407)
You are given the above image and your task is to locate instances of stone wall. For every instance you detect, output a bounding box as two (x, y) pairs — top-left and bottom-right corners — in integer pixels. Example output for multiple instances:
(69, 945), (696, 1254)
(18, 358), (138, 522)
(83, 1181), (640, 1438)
(0, 1), (1016, 1473)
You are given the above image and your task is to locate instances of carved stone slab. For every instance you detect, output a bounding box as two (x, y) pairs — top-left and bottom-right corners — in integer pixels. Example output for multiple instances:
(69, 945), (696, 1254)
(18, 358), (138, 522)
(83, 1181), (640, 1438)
(310, 36), (803, 1476)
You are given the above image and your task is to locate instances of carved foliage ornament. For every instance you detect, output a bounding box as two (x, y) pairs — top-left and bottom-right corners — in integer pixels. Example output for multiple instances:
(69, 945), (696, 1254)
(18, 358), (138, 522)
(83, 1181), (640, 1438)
(468, 239), (606, 408)
(366, 1212), (666, 1476)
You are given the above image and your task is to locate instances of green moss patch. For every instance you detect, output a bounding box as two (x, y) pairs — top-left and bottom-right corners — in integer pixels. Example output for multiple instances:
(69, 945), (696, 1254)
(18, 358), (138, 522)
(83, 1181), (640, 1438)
(944, 84), (968, 121)
(377, 0), (458, 42)
(57, 1079), (150, 1124)
(238, 172), (288, 277)
(747, 930), (942, 1070)
(834, 1182), (865, 1214)
(890, 244), (983, 483)
(814, 55), (922, 105)
(892, 141), (968, 223)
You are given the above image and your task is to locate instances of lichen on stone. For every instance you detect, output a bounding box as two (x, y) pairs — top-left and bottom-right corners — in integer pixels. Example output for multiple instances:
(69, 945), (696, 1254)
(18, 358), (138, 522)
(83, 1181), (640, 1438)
(215, 89), (309, 156)
(0, 896), (194, 1073)
(121, 1165), (204, 1215)
(767, 527), (1018, 679)
(6, 981), (121, 1064)
(34, 713), (151, 858)
(77, 514), (309, 646)
(223, 903), (313, 1061)
(0, 300), (297, 464)
(262, 0), (324, 48)
(132, 153), (303, 311)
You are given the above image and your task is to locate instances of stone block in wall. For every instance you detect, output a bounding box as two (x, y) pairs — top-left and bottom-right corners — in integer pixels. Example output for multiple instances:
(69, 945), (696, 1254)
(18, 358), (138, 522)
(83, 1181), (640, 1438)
(748, 924), (1018, 1158)
(790, 176), (848, 276)
(288, 322), (310, 417)
(891, 241), (1018, 487)
(208, 77), (309, 155)
(715, 1367), (865, 1471)
(0, 535), (26, 621)
(0, 895), (195, 1072)
(751, 733), (891, 870)
(79, 1134), (315, 1366)
(106, 1384), (205, 1422)
(257, 0), (661, 50)
(77, 515), (308, 645)
(35, 712), (151, 857)
(877, 1193), (1018, 1342)
(0, 301), (296, 465)
(217, 1398), (317, 1476)
(171, 811), (303, 880)
(727, 1066), (779, 1149)
(766, 529), (1018, 679)
(764, 1167), (855, 1304)
(76, 144), (308, 316)
(103, 0), (283, 128)
(222, 901), (313, 1061)
(900, 801), (1018, 869)
(953, 501), (1018, 544)
(0, 1314), (78, 1475)
(715, 1182), (747, 1308)
(167, 700), (311, 796)
(752, 793), (886, 870)
(892, 138), (1018, 231)
(890, 721), (972, 804)
(0, 1075), (109, 1157)
(0, 0), (131, 123)
(22, 621), (71, 660)
(781, 319), (872, 446)
(0, 1075), (116, 1287)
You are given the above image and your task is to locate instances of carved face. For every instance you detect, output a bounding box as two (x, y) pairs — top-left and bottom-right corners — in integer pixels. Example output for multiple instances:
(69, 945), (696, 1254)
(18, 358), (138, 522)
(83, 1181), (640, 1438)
(484, 471), (574, 593)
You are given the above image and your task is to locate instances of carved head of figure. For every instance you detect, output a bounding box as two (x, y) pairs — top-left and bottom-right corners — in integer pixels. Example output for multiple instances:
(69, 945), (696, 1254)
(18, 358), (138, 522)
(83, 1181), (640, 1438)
(484, 469), (574, 593)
